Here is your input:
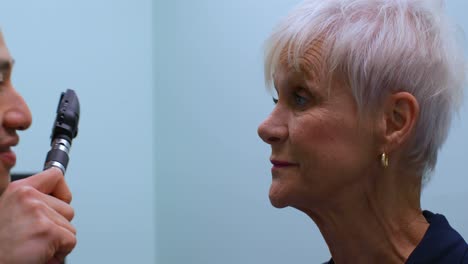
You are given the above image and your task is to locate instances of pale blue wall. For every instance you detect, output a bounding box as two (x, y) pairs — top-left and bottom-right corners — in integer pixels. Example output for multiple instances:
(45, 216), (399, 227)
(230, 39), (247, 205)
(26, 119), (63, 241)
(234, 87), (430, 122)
(154, 0), (468, 263)
(2, 1), (156, 263)
(421, 0), (468, 250)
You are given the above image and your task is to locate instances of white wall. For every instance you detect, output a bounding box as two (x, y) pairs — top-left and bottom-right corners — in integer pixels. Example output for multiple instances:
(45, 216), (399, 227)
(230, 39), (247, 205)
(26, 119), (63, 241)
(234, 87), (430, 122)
(2, 1), (156, 263)
(154, 0), (468, 263)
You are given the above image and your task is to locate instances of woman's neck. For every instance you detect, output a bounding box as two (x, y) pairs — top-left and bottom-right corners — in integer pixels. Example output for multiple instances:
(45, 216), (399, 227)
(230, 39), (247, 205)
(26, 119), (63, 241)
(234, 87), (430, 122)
(300, 172), (429, 264)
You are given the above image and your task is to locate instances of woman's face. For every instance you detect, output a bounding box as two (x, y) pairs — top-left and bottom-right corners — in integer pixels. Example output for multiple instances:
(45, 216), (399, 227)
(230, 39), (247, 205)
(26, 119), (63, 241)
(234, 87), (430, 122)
(258, 59), (379, 210)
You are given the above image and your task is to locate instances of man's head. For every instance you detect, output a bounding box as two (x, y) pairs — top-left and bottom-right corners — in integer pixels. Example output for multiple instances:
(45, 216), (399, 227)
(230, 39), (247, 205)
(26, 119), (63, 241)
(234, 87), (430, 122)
(0, 32), (32, 193)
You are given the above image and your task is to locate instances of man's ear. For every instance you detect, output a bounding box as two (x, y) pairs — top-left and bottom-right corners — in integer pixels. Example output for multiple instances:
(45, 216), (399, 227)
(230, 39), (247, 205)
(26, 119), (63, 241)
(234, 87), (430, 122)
(380, 92), (419, 152)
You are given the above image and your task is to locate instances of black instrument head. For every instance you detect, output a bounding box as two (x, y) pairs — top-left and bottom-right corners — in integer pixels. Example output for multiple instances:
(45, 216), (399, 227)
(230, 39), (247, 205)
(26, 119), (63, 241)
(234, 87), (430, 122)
(51, 89), (80, 144)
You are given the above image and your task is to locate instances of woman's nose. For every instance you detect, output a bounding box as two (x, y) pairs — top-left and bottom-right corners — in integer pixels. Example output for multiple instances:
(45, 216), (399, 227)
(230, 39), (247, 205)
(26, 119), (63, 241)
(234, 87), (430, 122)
(3, 87), (32, 131)
(257, 110), (288, 145)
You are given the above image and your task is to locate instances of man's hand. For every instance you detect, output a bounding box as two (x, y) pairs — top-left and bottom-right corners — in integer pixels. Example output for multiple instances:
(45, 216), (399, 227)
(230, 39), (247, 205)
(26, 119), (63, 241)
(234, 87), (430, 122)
(0, 168), (76, 264)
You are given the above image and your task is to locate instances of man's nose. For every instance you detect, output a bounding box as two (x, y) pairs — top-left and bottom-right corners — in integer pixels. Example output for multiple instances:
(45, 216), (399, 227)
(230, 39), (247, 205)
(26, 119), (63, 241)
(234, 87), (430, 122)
(3, 87), (32, 131)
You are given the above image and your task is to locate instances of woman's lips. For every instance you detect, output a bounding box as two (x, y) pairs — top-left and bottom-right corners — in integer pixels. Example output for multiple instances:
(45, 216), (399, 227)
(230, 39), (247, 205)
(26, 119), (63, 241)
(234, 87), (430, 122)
(0, 149), (16, 168)
(270, 160), (298, 169)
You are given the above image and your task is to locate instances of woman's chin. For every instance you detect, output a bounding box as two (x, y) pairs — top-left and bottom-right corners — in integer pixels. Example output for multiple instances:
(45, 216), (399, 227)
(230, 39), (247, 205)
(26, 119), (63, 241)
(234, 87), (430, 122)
(269, 183), (291, 208)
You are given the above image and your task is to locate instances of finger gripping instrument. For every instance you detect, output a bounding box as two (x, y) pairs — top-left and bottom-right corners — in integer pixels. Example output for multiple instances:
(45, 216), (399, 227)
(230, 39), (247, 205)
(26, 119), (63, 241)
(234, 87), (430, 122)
(43, 89), (80, 175)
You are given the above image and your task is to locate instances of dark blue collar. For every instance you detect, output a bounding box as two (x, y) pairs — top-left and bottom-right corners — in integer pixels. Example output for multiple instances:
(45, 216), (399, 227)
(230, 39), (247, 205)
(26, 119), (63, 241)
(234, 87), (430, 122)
(405, 210), (468, 264)
(325, 211), (468, 264)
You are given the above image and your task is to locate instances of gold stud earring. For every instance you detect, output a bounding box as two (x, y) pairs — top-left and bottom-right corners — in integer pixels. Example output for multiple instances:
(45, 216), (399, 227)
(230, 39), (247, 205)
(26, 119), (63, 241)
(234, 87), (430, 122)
(381, 153), (389, 168)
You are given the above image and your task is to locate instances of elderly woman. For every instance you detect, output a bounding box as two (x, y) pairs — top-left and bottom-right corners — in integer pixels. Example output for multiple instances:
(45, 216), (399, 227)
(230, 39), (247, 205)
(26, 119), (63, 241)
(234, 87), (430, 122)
(257, 0), (468, 263)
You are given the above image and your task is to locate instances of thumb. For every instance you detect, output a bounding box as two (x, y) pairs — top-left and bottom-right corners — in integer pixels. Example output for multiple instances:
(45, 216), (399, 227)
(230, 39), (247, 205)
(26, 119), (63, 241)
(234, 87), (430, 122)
(21, 168), (72, 203)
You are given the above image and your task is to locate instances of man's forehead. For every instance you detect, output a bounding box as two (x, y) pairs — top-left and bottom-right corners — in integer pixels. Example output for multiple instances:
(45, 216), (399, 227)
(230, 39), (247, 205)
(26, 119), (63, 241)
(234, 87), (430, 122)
(0, 31), (13, 63)
(0, 31), (6, 46)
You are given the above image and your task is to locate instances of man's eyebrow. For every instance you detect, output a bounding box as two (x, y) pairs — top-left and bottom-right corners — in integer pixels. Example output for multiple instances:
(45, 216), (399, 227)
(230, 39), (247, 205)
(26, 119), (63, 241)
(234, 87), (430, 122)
(0, 58), (15, 71)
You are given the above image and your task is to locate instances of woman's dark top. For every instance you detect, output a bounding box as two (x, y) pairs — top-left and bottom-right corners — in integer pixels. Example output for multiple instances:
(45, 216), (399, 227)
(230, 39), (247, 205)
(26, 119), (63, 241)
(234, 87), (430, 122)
(324, 210), (468, 263)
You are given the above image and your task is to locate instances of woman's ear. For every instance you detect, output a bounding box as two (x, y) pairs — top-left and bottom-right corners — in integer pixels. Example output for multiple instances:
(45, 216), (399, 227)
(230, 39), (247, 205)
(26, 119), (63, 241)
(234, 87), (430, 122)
(380, 92), (420, 152)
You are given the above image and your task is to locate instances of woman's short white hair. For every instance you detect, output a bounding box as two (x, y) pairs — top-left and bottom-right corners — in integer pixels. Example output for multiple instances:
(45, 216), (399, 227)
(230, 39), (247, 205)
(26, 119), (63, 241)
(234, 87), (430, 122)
(265, 0), (466, 183)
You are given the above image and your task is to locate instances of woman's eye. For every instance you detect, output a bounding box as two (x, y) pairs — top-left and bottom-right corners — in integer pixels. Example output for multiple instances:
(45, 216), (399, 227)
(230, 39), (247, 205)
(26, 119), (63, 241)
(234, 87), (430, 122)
(272, 97), (278, 105)
(294, 93), (308, 106)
